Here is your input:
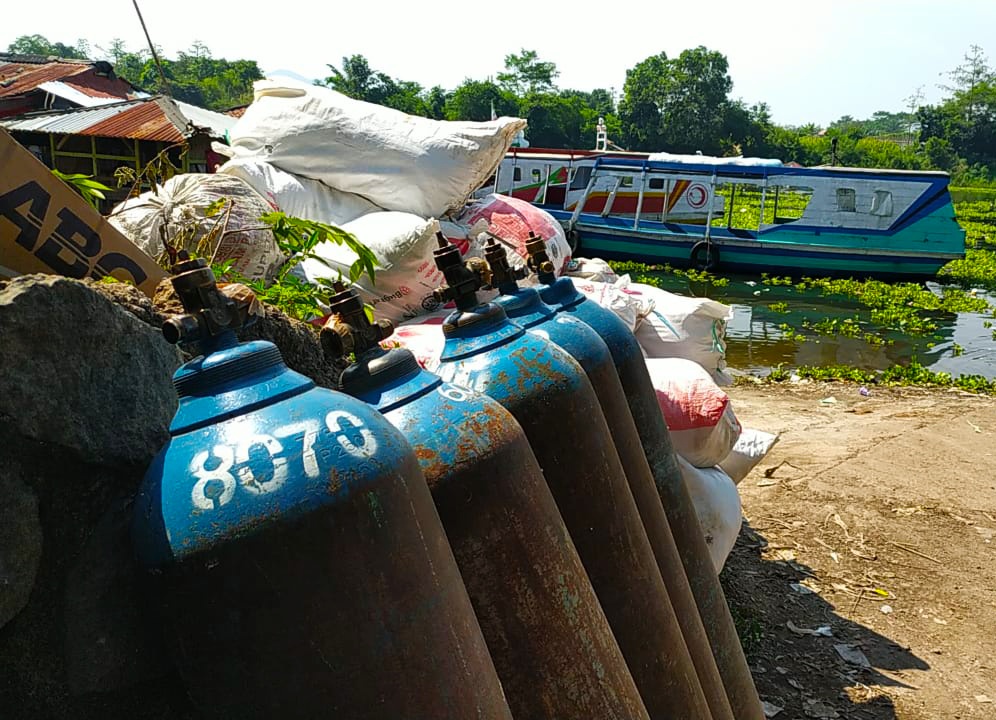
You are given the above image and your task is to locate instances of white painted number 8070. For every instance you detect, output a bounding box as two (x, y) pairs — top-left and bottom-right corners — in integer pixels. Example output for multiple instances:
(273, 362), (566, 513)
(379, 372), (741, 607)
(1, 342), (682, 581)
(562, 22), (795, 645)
(190, 445), (237, 510)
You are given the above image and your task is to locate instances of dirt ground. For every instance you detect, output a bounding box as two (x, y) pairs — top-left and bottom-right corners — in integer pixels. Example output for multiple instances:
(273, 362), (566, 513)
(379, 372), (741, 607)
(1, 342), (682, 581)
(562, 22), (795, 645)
(720, 381), (996, 720)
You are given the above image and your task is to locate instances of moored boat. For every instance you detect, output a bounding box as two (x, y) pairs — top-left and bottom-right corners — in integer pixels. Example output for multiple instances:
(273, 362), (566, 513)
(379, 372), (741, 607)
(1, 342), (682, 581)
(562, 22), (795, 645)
(479, 145), (965, 279)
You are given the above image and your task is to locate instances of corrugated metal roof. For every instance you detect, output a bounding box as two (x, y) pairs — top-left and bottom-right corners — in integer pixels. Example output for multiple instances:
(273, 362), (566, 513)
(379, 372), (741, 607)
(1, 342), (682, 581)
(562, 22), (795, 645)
(0, 60), (89, 98)
(37, 81), (124, 107)
(175, 100), (236, 138)
(0, 56), (137, 101)
(0, 96), (233, 142)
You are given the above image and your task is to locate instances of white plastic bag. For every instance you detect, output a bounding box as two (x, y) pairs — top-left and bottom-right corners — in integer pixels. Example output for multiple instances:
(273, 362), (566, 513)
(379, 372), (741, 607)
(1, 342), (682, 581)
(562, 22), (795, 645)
(563, 257), (619, 284)
(719, 429), (779, 485)
(108, 174), (285, 281)
(218, 158), (380, 225)
(645, 357), (742, 468)
(570, 276), (644, 332)
(224, 78), (526, 218)
(456, 194), (572, 275)
(628, 282), (732, 384)
(296, 212), (484, 326)
(677, 456), (742, 573)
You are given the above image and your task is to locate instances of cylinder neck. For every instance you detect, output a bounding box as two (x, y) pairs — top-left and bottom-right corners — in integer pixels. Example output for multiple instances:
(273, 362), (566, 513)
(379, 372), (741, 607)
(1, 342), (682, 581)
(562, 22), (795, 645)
(483, 236), (526, 296)
(433, 232), (483, 312)
(320, 283), (438, 409)
(524, 232), (558, 285)
(162, 254), (261, 353)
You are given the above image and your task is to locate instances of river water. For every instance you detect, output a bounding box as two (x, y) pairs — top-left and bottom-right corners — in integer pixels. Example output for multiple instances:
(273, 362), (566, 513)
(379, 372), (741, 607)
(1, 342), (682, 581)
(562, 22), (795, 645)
(643, 273), (996, 379)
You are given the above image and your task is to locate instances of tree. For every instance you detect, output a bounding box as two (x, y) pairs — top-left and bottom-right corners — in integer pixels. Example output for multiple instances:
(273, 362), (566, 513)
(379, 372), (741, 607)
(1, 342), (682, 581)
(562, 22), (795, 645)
(497, 49), (559, 95)
(619, 47), (737, 154)
(102, 40), (263, 109)
(444, 79), (518, 121)
(618, 52), (669, 150)
(323, 54), (432, 116)
(518, 92), (586, 148)
(7, 34), (88, 59)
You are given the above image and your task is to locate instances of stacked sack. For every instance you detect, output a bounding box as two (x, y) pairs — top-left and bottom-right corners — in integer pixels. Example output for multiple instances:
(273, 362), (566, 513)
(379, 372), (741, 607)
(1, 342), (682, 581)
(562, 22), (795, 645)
(214, 79), (571, 326)
(562, 262), (779, 572)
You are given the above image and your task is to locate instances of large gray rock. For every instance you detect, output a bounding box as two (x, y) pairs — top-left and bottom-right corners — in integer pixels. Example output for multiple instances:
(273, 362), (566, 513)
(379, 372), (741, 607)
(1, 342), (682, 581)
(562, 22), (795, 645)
(0, 276), (182, 466)
(0, 462), (42, 629)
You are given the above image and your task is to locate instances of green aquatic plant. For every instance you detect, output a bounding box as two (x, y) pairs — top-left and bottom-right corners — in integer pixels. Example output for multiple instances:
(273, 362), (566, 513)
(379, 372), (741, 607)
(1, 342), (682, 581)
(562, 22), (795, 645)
(767, 301), (789, 313)
(607, 260), (729, 287)
(761, 359), (996, 396)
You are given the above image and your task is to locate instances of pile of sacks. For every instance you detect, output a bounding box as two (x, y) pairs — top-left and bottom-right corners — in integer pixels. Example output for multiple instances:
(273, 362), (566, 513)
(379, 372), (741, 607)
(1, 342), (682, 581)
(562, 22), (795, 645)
(109, 79), (571, 326)
(388, 262), (778, 572)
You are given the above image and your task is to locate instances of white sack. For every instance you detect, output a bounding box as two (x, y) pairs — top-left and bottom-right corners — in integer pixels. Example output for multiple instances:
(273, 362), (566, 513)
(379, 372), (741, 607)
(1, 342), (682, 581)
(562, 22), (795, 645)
(677, 456), (742, 573)
(224, 78), (526, 218)
(570, 276), (644, 332)
(109, 173), (285, 281)
(719, 428), (779, 485)
(563, 257), (619, 284)
(218, 158), (379, 225)
(456, 194), (572, 275)
(645, 357), (742, 468)
(628, 282), (732, 384)
(297, 212), (484, 326)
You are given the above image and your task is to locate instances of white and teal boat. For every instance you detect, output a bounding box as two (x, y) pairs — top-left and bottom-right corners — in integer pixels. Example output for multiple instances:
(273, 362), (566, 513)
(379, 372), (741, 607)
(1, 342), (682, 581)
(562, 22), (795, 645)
(489, 148), (966, 279)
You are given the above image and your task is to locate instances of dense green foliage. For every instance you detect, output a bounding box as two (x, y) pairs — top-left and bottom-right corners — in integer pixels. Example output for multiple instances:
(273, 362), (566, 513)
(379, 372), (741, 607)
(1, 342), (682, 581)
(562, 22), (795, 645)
(7, 33), (89, 59)
(6, 35), (263, 110)
(9, 35), (996, 180)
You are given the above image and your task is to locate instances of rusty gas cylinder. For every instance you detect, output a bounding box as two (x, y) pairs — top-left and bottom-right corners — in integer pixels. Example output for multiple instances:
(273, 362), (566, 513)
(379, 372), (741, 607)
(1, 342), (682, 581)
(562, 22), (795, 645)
(132, 257), (513, 720)
(527, 235), (765, 720)
(321, 281), (650, 720)
(486, 236), (735, 720)
(431, 236), (712, 720)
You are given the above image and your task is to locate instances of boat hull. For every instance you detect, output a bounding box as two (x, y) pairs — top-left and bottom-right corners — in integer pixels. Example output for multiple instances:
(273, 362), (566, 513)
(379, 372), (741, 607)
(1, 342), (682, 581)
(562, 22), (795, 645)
(547, 212), (962, 280)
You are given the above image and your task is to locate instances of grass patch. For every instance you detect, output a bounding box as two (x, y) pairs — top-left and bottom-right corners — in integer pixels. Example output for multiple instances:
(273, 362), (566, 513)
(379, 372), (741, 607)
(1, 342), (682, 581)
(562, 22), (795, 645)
(750, 359), (996, 396)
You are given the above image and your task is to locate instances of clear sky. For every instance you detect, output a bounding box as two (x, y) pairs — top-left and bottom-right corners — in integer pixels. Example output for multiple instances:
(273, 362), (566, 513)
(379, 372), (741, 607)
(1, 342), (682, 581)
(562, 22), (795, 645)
(4, 0), (994, 127)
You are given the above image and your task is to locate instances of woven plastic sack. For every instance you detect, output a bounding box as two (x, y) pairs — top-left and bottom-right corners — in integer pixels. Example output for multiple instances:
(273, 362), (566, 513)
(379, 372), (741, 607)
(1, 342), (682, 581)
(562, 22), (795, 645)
(224, 79), (526, 218)
(109, 174), (285, 281)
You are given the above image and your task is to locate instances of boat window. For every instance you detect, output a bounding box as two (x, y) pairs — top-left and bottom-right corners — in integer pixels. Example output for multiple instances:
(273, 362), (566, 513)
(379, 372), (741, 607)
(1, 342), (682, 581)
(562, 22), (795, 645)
(620, 176), (634, 188)
(870, 189), (894, 217)
(532, 168), (542, 183)
(836, 187), (857, 212)
(713, 183), (763, 231)
(648, 178), (666, 190)
(569, 166), (592, 190)
(771, 186), (814, 224)
(513, 167), (522, 182)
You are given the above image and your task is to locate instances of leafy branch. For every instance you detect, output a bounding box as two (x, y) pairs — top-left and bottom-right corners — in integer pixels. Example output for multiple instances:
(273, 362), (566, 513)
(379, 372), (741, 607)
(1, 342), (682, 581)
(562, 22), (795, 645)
(51, 169), (112, 209)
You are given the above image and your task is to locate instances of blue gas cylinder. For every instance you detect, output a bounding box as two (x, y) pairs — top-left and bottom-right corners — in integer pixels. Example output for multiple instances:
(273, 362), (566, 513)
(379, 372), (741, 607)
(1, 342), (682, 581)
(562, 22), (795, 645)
(430, 236), (711, 719)
(526, 235), (765, 720)
(321, 282), (649, 720)
(132, 257), (513, 720)
(485, 238), (735, 720)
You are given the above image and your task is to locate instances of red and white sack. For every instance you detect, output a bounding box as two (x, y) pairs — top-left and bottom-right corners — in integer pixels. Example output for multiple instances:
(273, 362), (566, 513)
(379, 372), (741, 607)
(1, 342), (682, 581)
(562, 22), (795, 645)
(677, 456), (742, 573)
(627, 282), (732, 384)
(645, 357), (742, 468)
(456, 194), (571, 275)
(570, 276), (644, 332)
(218, 158), (380, 225)
(224, 78), (525, 218)
(297, 212), (484, 326)
(383, 313), (449, 371)
(719, 428), (779, 485)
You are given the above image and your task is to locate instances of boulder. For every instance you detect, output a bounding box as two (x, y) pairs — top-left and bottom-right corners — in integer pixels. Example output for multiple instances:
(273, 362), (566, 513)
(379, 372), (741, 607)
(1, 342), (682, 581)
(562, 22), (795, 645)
(0, 276), (182, 466)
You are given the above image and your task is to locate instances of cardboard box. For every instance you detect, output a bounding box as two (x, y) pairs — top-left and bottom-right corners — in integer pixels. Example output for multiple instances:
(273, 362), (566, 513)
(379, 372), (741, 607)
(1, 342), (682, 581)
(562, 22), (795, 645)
(0, 128), (166, 296)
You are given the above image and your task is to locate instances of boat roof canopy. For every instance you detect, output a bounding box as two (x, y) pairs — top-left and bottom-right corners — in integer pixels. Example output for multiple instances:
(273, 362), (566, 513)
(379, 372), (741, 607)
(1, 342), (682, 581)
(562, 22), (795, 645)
(592, 156), (951, 180)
